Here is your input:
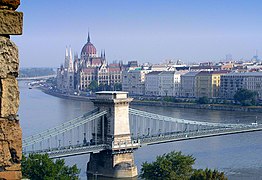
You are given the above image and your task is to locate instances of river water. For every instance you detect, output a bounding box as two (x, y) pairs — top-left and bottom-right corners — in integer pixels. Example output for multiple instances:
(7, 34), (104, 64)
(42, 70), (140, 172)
(19, 81), (262, 180)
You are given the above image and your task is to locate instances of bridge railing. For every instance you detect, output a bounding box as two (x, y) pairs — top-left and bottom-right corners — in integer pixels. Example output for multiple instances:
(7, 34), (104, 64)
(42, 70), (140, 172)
(138, 124), (262, 145)
(111, 139), (140, 150)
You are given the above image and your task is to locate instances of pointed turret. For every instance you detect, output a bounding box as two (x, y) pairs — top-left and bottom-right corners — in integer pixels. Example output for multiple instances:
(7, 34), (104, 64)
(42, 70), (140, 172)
(103, 50), (106, 59)
(68, 46), (74, 72)
(65, 46), (68, 57)
(64, 46), (69, 69)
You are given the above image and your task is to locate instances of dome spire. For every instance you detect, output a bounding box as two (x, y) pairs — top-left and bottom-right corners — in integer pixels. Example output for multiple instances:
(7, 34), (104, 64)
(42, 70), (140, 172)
(87, 31), (90, 43)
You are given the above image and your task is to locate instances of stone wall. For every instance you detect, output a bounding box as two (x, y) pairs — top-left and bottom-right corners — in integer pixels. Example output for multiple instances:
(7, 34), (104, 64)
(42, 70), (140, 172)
(0, 0), (23, 179)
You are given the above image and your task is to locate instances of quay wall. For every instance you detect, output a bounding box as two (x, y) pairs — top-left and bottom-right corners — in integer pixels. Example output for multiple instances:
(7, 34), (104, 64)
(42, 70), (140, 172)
(132, 100), (262, 113)
(40, 89), (262, 113)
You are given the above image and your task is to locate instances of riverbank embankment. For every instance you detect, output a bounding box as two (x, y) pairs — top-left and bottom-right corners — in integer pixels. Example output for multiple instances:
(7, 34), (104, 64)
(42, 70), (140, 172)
(41, 88), (262, 113)
(132, 100), (262, 113)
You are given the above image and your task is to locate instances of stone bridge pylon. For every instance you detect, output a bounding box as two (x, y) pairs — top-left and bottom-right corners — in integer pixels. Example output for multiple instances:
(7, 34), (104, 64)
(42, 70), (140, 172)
(87, 91), (138, 179)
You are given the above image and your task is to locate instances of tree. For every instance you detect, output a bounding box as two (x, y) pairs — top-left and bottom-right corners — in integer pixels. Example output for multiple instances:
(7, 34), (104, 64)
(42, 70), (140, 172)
(113, 83), (122, 91)
(140, 151), (195, 180)
(22, 154), (80, 180)
(234, 89), (258, 106)
(98, 83), (111, 91)
(140, 151), (227, 180)
(197, 96), (209, 104)
(88, 80), (98, 92)
(190, 168), (227, 180)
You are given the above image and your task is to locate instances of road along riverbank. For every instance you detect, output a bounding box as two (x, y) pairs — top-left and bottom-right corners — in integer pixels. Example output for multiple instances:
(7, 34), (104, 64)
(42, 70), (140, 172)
(40, 88), (262, 113)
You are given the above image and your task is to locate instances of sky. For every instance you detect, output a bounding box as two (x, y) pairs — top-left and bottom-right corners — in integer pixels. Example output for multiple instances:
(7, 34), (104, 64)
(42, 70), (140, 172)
(12, 0), (262, 67)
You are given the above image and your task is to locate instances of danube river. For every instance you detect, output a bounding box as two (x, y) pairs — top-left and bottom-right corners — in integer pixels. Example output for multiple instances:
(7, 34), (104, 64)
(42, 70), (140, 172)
(19, 81), (262, 180)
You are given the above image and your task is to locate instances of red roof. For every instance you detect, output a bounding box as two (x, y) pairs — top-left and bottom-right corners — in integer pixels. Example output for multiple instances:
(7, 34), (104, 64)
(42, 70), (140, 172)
(81, 42), (96, 56)
(91, 58), (103, 66)
(82, 67), (96, 73)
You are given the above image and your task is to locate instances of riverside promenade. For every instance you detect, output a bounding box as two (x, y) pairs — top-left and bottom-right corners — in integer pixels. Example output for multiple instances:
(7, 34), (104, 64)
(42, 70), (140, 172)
(39, 87), (262, 113)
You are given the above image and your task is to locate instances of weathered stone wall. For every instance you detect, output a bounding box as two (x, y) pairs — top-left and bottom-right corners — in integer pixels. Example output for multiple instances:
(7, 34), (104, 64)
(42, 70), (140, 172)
(0, 0), (22, 179)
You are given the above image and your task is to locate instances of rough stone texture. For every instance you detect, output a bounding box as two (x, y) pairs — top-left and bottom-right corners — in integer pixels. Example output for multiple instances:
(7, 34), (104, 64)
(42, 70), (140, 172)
(0, 0), (20, 10)
(0, 76), (19, 118)
(0, 171), (21, 180)
(0, 120), (21, 172)
(0, 1), (22, 179)
(0, 10), (23, 35)
(0, 36), (19, 78)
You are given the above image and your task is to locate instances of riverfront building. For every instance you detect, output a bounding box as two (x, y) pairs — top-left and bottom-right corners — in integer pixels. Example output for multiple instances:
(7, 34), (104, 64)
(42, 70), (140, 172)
(220, 72), (262, 100)
(122, 68), (151, 95)
(180, 71), (199, 98)
(145, 71), (185, 97)
(195, 71), (229, 98)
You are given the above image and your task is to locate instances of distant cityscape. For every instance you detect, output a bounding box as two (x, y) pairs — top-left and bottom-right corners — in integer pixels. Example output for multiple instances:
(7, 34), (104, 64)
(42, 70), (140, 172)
(56, 33), (262, 101)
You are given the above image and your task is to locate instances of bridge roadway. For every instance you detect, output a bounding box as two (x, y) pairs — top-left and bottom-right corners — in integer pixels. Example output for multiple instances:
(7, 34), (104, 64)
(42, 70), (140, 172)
(24, 125), (262, 159)
(138, 125), (262, 146)
(25, 144), (110, 159)
(25, 140), (141, 159)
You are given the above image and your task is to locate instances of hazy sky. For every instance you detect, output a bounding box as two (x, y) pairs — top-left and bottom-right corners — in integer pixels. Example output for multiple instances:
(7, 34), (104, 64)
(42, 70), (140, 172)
(13, 0), (262, 67)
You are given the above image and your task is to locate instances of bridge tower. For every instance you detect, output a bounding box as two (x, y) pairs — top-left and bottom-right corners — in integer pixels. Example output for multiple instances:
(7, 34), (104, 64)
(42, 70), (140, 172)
(87, 91), (138, 179)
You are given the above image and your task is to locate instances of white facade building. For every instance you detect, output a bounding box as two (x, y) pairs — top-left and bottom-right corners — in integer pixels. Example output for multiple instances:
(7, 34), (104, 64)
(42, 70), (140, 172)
(145, 71), (161, 96)
(180, 71), (199, 98)
(145, 71), (184, 97)
(122, 69), (151, 95)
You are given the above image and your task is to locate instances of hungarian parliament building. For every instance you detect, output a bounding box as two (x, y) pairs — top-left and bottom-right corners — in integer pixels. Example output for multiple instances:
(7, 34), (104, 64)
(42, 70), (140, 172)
(56, 33), (123, 93)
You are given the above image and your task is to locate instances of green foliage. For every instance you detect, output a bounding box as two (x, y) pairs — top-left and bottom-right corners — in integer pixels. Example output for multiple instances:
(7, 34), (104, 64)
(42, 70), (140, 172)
(98, 83), (111, 91)
(163, 97), (182, 103)
(234, 89), (258, 106)
(88, 81), (122, 92)
(88, 80), (98, 92)
(163, 96), (173, 102)
(22, 154), (80, 180)
(197, 96), (209, 104)
(19, 68), (55, 78)
(140, 151), (227, 180)
(140, 151), (195, 180)
(190, 168), (228, 180)
(113, 83), (122, 91)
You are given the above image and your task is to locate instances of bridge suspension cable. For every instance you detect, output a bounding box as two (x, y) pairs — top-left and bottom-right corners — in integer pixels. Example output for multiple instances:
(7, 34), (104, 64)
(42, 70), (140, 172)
(129, 108), (247, 128)
(23, 108), (107, 148)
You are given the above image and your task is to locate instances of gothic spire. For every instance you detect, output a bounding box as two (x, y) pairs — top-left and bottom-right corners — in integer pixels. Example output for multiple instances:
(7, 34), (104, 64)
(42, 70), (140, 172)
(65, 46), (68, 57)
(69, 46), (74, 72)
(87, 31), (90, 43)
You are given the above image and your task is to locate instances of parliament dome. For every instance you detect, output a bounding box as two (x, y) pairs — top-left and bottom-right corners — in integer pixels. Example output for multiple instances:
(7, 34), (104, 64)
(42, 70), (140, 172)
(81, 33), (97, 56)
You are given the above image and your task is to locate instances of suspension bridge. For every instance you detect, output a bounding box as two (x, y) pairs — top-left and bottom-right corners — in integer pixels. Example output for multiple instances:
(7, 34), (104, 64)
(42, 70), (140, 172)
(17, 74), (56, 80)
(22, 91), (262, 178)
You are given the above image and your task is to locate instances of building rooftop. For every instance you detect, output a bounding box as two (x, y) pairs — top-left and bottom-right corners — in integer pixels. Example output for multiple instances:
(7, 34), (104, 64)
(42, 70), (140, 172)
(182, 71), (199, 76)
(223, 72), (262, 76)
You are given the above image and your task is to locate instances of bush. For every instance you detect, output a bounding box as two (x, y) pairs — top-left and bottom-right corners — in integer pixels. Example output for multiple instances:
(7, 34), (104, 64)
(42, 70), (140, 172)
(22, 154), (80, 180)
(140, 151), (227, 180)
(197, 96), (209, 104)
